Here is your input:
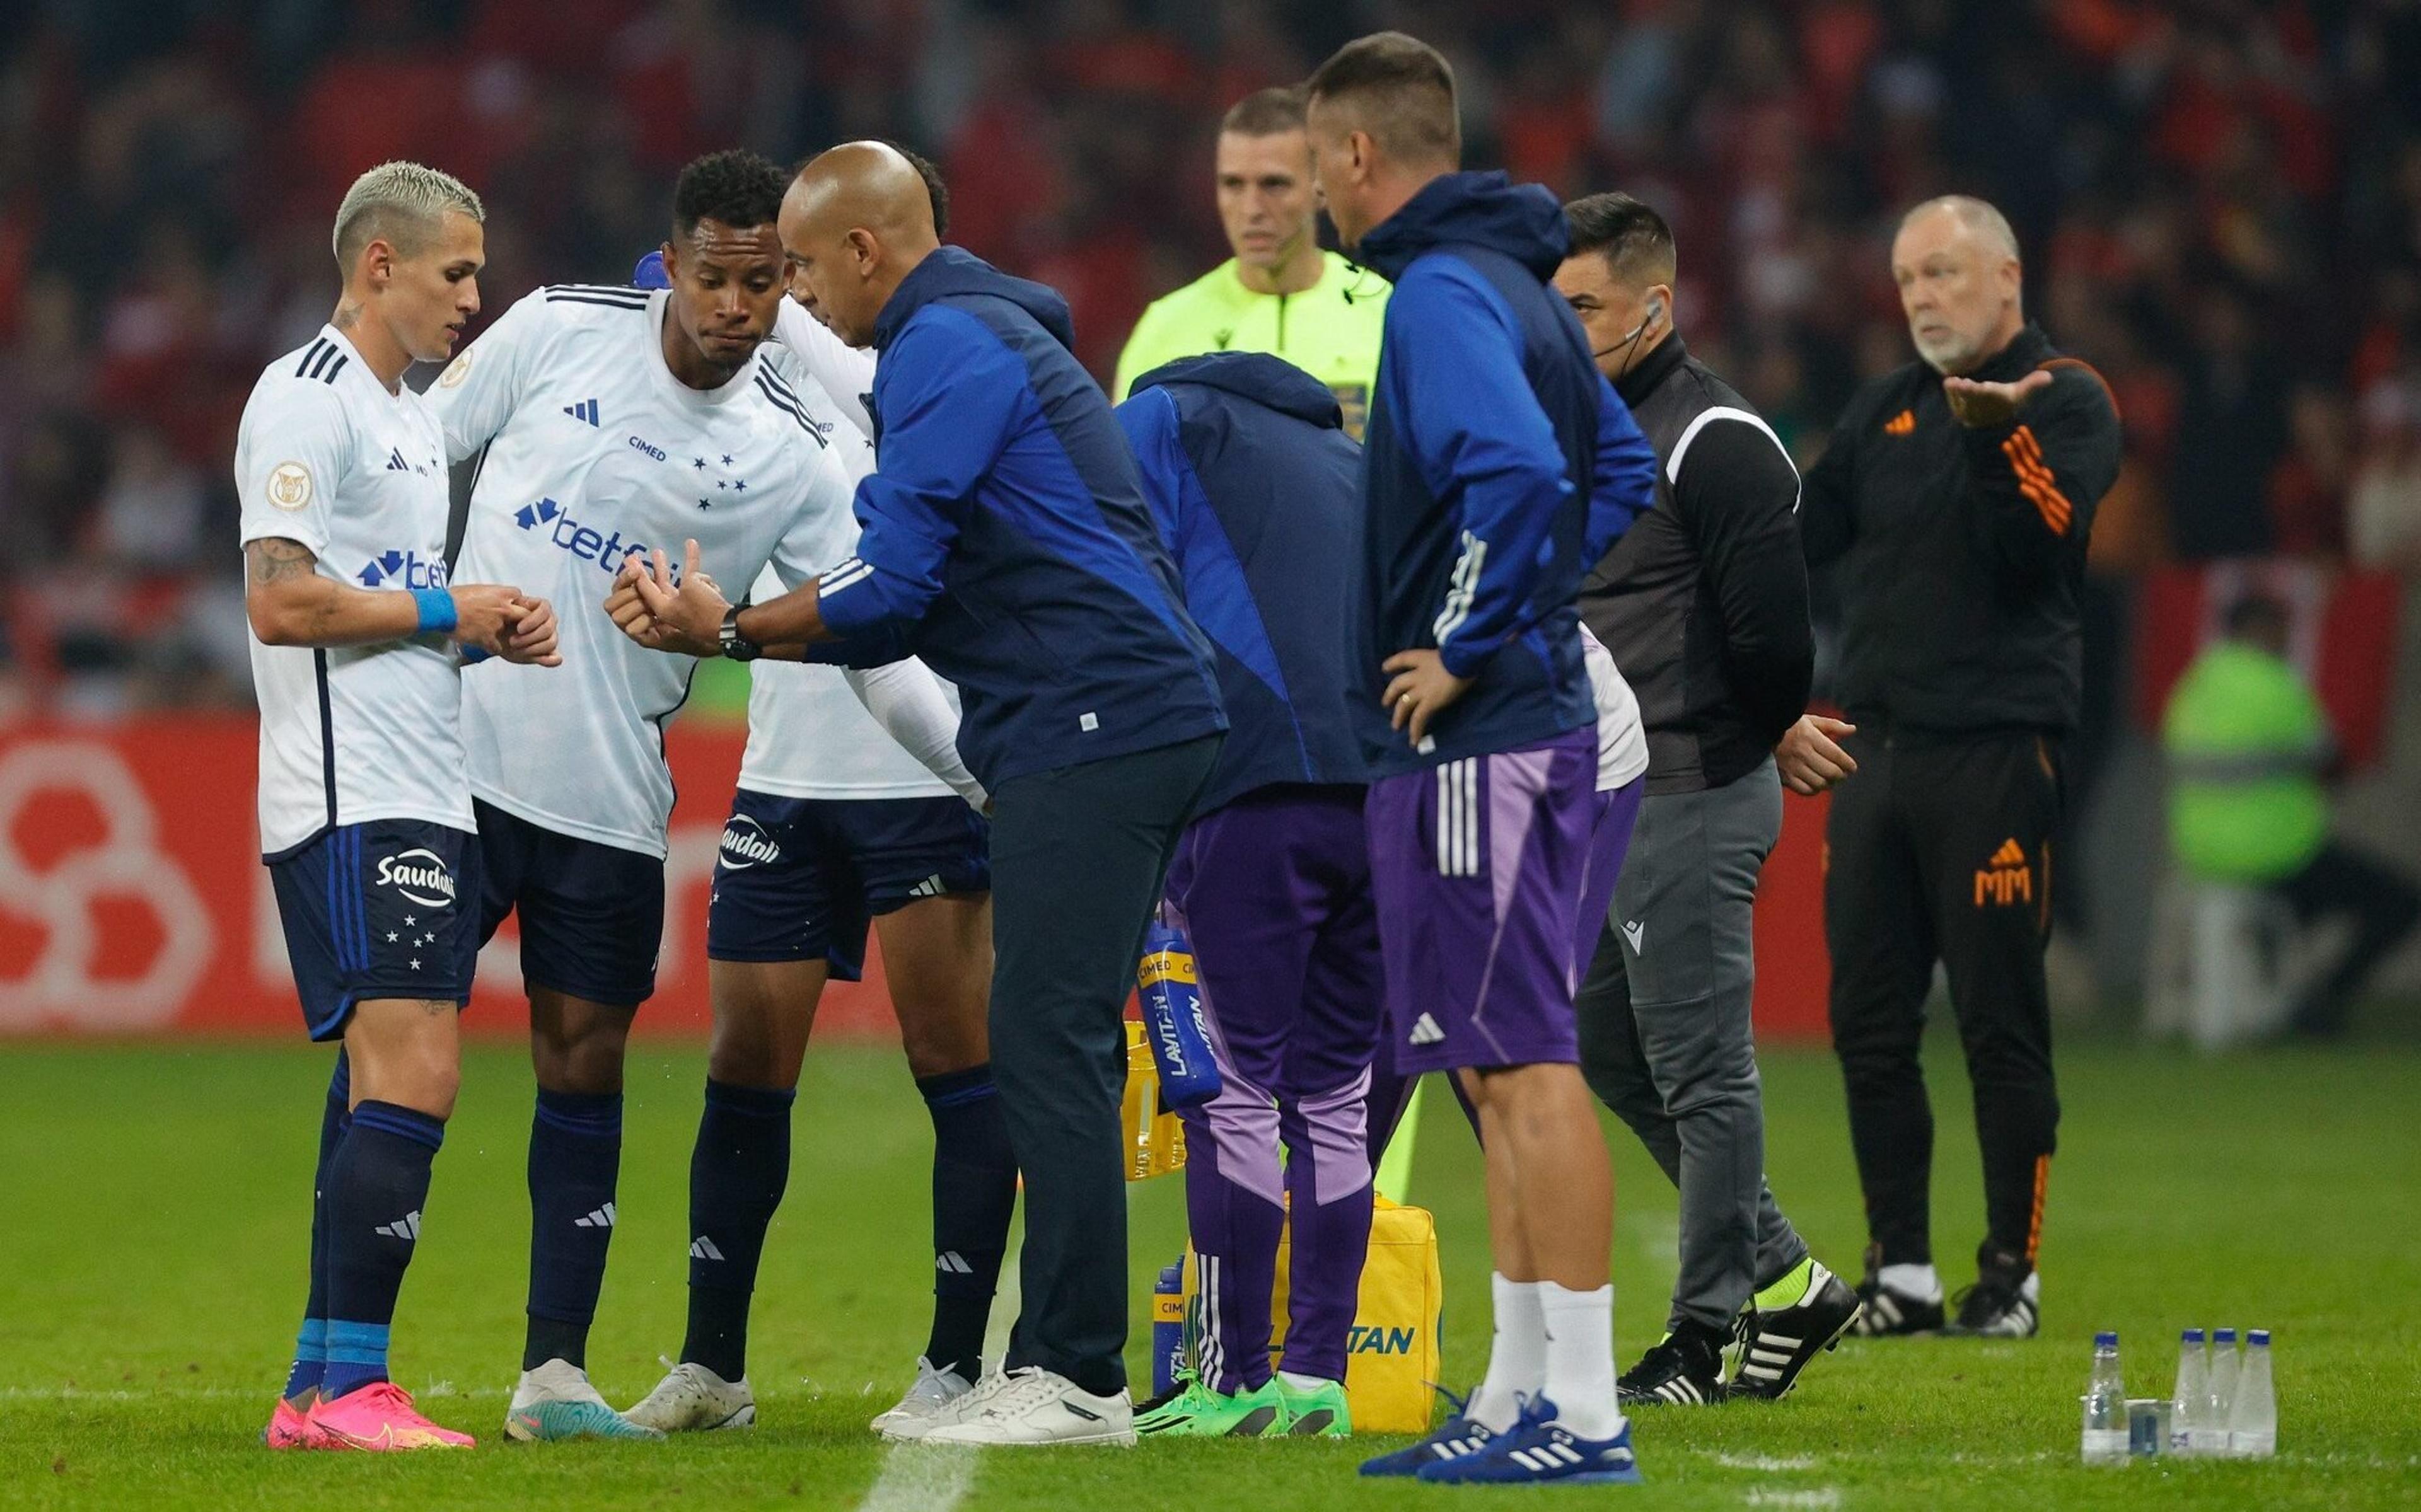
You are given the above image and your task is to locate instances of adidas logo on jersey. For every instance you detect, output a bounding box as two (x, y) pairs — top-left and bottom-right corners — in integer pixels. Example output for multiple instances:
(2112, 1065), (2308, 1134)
(690, 1235), (726, 1262)
(354, 549), (449, 591)
(574, 1203), (617, 1229)
(936, 1251), (974, 1275)
(1408, 1013), (1445, 1046)
(563, 398), (601, 427)
(375, 1211), (422, 1240)
(513, 496), (680, 582)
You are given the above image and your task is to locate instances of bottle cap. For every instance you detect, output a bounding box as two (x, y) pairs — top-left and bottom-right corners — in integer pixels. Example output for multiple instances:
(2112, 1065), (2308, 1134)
(2181, 1327), (2205, 1343)
(2249, 1329), (2270, 1346)
(2094, 1330), (2118, 1346)
(2214, 1327), (2238, 1342)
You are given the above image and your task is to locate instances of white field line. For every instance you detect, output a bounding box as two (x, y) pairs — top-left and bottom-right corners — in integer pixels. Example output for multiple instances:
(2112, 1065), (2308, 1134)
(852, 1232), (1021, 1512)
(1712, 1453), (1821, 1472)
(1744, 1491), (1842, 1509)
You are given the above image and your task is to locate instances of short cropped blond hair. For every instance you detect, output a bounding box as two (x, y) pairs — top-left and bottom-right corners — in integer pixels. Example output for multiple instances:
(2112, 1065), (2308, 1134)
(332, 161), (484, 273)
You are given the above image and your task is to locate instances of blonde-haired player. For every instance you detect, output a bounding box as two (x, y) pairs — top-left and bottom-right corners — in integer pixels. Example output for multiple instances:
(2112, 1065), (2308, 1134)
(245, 161), (561, 1451)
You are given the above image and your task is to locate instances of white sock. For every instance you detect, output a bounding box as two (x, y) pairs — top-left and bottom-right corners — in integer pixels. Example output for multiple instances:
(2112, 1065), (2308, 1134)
(1277, 1370), (1334, 1393)
(1879, 1262), (1943, 1303)
(1540, 1281), (1622, 1440)
(1467, 1273), (1545, 1432)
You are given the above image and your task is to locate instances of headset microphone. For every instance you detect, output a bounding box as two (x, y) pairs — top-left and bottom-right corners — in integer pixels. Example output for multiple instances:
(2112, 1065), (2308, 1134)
(1593, 299), (1664, 362)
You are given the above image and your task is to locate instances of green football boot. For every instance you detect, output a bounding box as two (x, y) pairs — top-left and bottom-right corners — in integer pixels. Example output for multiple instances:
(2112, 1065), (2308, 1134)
(1134, 1378), (1288, 1438)
(1274, 1376), (1352, 1436)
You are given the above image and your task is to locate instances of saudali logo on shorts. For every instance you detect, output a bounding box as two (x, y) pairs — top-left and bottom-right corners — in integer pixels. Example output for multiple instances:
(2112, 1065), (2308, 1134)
(1974, 838), (2033, 907)
(376, 848), (458, 908)
(719, 816), (780, 869)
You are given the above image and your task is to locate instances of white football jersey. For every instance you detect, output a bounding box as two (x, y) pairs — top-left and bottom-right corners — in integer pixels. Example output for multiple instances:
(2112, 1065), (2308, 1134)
(738, 301), (962, 802)
(238, 326), (473, 856)
(1579, 622), (1651, 793)
(431, 286), (856, 857)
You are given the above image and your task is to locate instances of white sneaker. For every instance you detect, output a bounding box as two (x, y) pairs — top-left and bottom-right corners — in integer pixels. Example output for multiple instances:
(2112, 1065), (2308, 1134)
(504, 1359), (663, 1441)
(922, 1366), (1134, 1447)
(871, 1356), (977, 1441)
(625, 1358), (757, 1433)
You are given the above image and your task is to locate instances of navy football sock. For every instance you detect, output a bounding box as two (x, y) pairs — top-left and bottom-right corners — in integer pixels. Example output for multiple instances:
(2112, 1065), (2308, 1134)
(919, 1064), (1017, 1381)
(524, 1088), (623, 1372)
(285, 1053), (351, 1403)
(322, 1099), (443, 1400)
(679, 1079), (795, 1382)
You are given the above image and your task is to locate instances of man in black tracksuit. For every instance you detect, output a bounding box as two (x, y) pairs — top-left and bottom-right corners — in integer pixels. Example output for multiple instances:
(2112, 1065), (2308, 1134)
(1555, 193), (1862, 1407)
(1803, 196), (2121, 1339)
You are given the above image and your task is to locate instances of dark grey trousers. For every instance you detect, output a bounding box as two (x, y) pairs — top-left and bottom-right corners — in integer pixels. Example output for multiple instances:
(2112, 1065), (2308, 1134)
(988, 733), (1221, 1397)
(1576, 758), (1809, 1332)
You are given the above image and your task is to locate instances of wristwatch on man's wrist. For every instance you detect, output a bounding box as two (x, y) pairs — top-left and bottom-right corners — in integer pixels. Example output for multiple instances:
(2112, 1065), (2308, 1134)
(718, 604), (762, 662)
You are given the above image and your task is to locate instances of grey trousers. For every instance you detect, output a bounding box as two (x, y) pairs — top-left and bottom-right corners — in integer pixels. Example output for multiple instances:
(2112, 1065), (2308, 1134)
(1576, 758), (1809, 1332)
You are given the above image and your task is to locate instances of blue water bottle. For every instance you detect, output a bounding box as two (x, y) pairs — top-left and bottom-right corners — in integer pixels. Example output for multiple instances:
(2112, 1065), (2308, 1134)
(1137, 922), (1222, 1107)
(1151, 1258), (1187, 1397)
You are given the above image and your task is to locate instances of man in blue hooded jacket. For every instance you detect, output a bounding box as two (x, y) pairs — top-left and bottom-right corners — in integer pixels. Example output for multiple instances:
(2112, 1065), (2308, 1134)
(614, 141), (1226, 1448)
(1306, 33), (1661, 1486)
(1115, 352), (1377, 1439)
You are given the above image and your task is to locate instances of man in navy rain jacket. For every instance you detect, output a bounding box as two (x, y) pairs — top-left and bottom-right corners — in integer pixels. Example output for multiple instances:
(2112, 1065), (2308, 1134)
(1116, 352), (1377, 1436)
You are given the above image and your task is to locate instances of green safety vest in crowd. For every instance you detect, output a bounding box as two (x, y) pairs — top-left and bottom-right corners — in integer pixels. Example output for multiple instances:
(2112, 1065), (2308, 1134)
(1113, 250), (1389, 439)
(2162, 640), (2331, 883)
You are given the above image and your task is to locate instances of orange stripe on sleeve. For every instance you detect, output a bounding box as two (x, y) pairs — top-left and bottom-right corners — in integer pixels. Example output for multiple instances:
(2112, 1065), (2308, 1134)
(2002, 427), (2075, 534)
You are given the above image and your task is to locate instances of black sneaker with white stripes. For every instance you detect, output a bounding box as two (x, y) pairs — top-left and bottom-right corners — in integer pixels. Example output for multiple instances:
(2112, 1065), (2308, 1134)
(1850, 1245), (1946, 1337)
(1945, 1247), (2041, 1338)
(1729, 1259), (1862, 1400)
(1615, 1320), (1727, 1407)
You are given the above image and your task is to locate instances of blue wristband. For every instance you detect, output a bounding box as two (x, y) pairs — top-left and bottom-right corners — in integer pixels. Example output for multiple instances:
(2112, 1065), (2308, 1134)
(412, 587), (458, 637)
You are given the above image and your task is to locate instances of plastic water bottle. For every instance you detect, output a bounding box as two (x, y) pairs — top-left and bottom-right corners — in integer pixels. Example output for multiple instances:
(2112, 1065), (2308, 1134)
(2226, 1329), (2277, 1458)
(1136, 923), (1223, 1107)
(1151, 1259), (1187, 1398)
(2081, 1331), (2127, 1464)
(2170, 1327), (2207, 1454)
(2195, 1327), (2240, 1455)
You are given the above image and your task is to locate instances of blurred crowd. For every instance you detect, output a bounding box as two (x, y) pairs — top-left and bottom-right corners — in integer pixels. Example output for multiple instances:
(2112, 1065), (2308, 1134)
(4, 0), (2421, 720)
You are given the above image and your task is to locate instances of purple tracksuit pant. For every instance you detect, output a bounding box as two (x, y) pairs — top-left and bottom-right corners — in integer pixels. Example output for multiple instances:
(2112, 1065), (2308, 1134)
(1163, 783), (1381, 1393)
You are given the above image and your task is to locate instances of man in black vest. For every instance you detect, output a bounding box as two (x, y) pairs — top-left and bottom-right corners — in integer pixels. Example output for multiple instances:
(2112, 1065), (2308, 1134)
(1559, 193), (1862, 1407)
(1802, 195), (2120, 1341)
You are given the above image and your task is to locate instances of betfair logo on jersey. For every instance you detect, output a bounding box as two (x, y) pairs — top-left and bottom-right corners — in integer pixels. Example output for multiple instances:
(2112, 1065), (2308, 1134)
(355, 550), (449, 590)
(717, 816), (781, 869)
(513, 497), (682, 582)
(1974, 838), (2033, 907)
(376, 848), (457, 908)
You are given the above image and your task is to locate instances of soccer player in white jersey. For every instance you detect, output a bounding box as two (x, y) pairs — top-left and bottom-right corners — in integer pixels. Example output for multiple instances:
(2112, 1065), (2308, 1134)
(617, 175), (1012, 1436)
(429, 150), (884, 1441)
(245, 160), (562, 1453)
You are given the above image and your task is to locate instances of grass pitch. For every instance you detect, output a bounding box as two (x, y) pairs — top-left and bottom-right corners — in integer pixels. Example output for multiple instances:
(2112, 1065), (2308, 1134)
(1, 1036), (2416, 1509)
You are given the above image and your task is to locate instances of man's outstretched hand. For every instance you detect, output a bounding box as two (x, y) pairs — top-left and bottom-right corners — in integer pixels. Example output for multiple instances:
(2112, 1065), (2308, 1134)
(1942, 367), (2052, 428)
(607, 540), (727, 657)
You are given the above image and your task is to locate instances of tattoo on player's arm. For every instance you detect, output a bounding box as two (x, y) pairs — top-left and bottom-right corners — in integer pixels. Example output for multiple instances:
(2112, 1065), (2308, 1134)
(247, 537), (318, 586)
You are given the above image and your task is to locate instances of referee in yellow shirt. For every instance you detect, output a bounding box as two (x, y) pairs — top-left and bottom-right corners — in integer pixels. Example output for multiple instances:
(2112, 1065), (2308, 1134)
(1113, 88), (1389, 437)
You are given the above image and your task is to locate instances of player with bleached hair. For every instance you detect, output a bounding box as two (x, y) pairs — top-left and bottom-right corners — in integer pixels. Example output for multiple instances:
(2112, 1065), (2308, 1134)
(246, 160), (562, 1453)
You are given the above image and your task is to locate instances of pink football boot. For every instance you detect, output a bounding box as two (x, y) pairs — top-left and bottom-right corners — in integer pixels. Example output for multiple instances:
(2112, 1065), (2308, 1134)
(309, 1381), (475, 1451)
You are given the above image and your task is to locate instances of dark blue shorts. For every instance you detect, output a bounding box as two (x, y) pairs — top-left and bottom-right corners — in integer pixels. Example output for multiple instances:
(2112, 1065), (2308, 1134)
(268, 819), (482, 1042)
(707, 790), (990, 977)
(474, 799), (665, 1008)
